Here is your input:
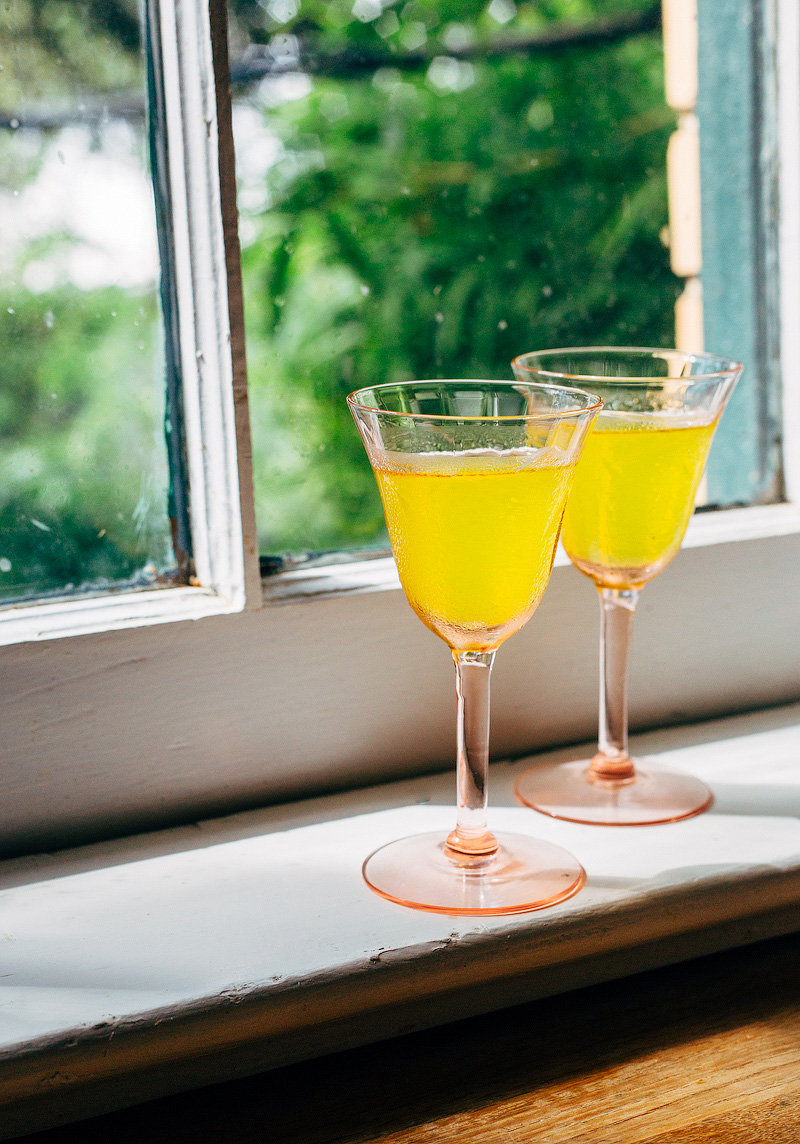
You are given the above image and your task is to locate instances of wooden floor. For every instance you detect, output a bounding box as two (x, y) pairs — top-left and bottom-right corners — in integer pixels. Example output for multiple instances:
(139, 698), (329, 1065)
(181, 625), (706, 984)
(22, 931), (800, 1143)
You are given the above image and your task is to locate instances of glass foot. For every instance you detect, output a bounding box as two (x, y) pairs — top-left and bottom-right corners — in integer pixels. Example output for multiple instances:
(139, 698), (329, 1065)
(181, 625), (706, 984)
(515, 759), (713, 826)
(362, 831), (585, 915)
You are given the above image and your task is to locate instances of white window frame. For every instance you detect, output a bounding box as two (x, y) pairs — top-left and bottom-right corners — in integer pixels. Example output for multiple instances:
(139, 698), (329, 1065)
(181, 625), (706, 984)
(1, 0), (799, 855)
(0, 0), (262, 649)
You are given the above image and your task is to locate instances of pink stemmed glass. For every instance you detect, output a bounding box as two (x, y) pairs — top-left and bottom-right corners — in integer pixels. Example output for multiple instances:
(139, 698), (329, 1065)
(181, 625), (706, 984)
(512, 348), (741, 826)
(348, 379), (601, 914)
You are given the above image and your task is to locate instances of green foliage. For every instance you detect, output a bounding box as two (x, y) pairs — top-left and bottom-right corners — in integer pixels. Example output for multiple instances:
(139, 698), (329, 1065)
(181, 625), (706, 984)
(237, 0), (679, 554)
(0, 288), (171, 601)
(1, 1), (172, 602)
(0, 0), (142, 107)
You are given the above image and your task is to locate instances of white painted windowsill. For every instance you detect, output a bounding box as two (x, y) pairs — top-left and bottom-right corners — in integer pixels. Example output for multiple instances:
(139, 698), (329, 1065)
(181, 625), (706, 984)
(262, 501), (800, 604)
(4, 702), (800, 1138)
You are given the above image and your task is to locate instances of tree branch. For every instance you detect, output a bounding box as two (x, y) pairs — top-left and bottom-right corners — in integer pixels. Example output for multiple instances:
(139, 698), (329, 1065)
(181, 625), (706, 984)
(230, 3), (661, 85)
(1, 4), (662, 129)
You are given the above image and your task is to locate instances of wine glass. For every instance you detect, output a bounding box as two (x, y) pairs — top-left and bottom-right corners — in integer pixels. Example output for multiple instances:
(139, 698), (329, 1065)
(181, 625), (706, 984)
(347, 379), (601, 914)
(511, 348), (742, 826)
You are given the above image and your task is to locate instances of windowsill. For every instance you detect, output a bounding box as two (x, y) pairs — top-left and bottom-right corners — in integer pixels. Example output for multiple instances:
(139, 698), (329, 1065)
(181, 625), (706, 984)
(3, 702), (800, 1138)
(261, 500), (800, 604)
(0, 584), (236, 648)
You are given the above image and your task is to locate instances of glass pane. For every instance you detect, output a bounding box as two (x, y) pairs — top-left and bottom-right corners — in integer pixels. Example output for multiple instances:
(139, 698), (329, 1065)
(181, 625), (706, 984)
(0, 1), (175, 604)
(228, 0), (679, 561)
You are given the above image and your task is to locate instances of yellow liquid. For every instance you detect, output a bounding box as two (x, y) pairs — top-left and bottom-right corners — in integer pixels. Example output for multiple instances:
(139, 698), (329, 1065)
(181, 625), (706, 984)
(561, 412), (717, 588)
(375, 449), (575, 651)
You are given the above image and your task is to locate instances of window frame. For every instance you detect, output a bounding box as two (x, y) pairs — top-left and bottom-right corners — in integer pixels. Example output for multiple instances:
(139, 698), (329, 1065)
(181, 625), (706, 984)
(1, 0), (799, 855)
(0, 0), (261, 649)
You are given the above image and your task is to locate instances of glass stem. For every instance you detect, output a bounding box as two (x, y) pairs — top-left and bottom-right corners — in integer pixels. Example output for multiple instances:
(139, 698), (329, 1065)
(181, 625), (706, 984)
(446, 650), (499, 859)
(590, 587), (639, 782)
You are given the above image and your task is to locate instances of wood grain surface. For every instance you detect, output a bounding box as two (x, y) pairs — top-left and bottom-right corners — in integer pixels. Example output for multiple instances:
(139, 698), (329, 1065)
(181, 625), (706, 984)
(21, 932), (800, 1143)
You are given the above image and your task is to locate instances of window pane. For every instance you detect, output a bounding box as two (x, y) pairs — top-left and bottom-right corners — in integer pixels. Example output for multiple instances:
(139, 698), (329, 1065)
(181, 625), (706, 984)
(0, 1), (175, 604)
(228, 0), (679, 560)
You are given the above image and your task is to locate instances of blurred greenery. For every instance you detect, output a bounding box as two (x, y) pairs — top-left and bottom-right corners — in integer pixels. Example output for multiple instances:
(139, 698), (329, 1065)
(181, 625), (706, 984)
(232, 0), (679, 554)
(0, 0), (171, 602)
(0, 0), (678, 600)
(0, 0), (142, 108)
(0, 287), (171, 600)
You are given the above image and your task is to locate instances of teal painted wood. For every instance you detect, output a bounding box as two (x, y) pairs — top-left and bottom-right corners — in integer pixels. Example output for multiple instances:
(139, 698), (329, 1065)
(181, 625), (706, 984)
(697, 0), (781, 506)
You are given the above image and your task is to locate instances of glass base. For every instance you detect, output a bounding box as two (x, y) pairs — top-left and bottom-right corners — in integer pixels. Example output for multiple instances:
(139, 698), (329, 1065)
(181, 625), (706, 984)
(515, 759), (713, 826)
(362, 831), (585, 915)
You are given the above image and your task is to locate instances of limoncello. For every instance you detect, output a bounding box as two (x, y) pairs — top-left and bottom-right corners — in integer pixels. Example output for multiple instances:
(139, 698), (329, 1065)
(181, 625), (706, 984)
(375, 448), (575, 652)
(561, 411), (717, 589)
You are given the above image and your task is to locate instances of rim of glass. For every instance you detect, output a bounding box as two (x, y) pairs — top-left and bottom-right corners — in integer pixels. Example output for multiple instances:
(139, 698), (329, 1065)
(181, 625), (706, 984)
(511, 347), (743, 384)
(347, 379), (603, 422)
